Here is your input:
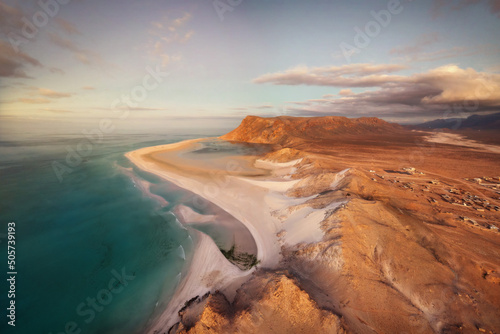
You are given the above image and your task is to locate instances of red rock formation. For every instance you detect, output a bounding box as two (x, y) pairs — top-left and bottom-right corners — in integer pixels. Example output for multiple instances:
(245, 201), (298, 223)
(169, 116), (500, 334)
(221, 115), (403, 145)
(174, 272), (347, 334)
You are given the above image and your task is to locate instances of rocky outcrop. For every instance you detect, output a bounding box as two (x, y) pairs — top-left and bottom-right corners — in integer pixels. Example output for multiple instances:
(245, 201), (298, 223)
(171, 116), (500, 334)
(172, 292), (231, 333)
(220, 115), (403, 146)
(173, 272), (346, 334)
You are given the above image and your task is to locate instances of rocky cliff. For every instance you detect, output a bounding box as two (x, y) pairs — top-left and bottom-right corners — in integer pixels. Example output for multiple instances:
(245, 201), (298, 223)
(172, 272), (346, 334)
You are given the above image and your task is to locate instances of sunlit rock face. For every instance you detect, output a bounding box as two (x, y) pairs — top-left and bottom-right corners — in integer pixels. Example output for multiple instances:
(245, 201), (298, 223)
(169, 115), (500, 334)
(220, 115), (403, 146)
(174, 272), (347, 334)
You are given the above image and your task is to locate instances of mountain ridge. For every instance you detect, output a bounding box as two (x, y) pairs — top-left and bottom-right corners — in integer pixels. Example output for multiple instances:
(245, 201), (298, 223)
(220, 115), (403, 145)
(415, 112), (500, 130)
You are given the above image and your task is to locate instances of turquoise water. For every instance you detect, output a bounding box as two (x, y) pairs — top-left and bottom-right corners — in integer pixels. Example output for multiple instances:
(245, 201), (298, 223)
(0, 127), (226, 334)
(187, 138), (272, 157)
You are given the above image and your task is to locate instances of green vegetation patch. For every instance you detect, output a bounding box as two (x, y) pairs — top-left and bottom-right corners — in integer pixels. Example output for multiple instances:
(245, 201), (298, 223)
(220, 244), (260, 270)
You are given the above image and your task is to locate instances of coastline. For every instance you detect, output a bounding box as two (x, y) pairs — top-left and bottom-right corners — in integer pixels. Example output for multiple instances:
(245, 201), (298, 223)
(125, 118), (500, 333)
(146, 229), (251, 332)
(126, 139), (291, 331)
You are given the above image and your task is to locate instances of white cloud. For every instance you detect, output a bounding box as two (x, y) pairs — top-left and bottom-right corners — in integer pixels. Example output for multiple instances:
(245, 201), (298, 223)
(147, 12), (193, 68)
(253, 63), (409, 87)
(390, 32), (441, 56)
(254, 63), (500, 118)
(49, 32), (104, 66)
(55, 18), (80, 35)
(338, 89), (354, 96)
(18, 97), (51, 104)
(38, 88), (72, 98)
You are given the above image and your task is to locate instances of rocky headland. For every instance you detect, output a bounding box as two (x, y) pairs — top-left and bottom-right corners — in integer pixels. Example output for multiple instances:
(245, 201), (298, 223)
(131, 116), (500, 334)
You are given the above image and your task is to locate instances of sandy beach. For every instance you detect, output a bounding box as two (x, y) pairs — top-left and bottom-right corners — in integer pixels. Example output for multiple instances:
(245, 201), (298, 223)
(126, 117), (500, 333)
(126, 139), (334, 331)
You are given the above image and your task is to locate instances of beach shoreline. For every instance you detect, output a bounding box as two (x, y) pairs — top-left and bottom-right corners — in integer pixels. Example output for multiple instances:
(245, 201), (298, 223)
(125, 115), (500, 333)
(126, 139), (293, 331)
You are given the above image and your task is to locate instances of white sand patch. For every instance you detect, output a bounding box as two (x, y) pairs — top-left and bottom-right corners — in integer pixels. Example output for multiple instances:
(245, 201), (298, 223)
(147, 231), (252, 332)
(115, 164), (169, 207)
(174, 204), (216, 224)
(126, 142), (347, 332)
(280, 206), (324, 246)
(331, 168), (351, 189)
(255, 158), (302, 179)
(236, 177), (301, 193)
(255, 158), (303, 169)
(425, 132), (500, 154)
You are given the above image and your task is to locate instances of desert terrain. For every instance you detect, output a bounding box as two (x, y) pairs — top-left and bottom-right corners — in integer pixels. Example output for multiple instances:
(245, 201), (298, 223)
(131, 116), (500, 334)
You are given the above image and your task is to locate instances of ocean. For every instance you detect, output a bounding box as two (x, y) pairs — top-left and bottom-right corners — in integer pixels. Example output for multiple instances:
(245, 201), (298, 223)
(0, 120), (232, 334)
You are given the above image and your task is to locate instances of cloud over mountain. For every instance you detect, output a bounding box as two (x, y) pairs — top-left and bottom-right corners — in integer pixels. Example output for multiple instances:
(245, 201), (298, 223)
(254, 64), (500, 118)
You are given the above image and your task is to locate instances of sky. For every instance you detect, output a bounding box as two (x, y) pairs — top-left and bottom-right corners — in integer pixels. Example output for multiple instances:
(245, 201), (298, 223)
(0, 0), (500, 128)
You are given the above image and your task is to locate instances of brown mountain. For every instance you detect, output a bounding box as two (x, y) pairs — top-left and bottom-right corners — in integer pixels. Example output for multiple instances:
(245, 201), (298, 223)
(160, 115), (500, 334)
(220, 115), (404, 146)
(415, 112), (500, 130)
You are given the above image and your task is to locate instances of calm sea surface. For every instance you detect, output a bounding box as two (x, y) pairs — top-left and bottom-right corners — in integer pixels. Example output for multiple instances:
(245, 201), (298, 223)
(0, 123), (233, 334)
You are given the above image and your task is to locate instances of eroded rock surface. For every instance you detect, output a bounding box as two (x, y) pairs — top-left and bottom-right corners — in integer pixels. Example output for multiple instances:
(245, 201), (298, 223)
(170, 116), (500, 334)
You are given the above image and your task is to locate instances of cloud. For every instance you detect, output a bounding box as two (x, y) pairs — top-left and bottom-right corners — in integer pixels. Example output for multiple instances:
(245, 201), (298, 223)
(487, 64), (500, 72)
(432, 0), (500, 18)
(0, 40), (42, 78)
(491, 0), (500, 14)
(96, 106), (168, 112)
(127, 107), (168, 111)
(415, 65), (500, 105)
(148, 12), (193, 67)
(18, 97), (51, 104)
(49, 32), (103, 66)
(0, 1), (25, 35)
(254, 104), (274, 109)
(390, 32), (441, 56)
(254, 64), (500, 118)
(55, 18), (80, 35)
(41, 108), (73, 113)
(49, 32), (82, 54)
(398, 46), (470, 63)
(171, 12), (192, 28)
(14, 87), (71, 105)
(253, 63), (408, 87)
(82, 86), (94, 90)
(49, 67), (65, 75)
(229, 104), (274, 112)
(389, 33), (498, 63)
(338, 89), (354, 96)
(38, 88), (71, 98)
